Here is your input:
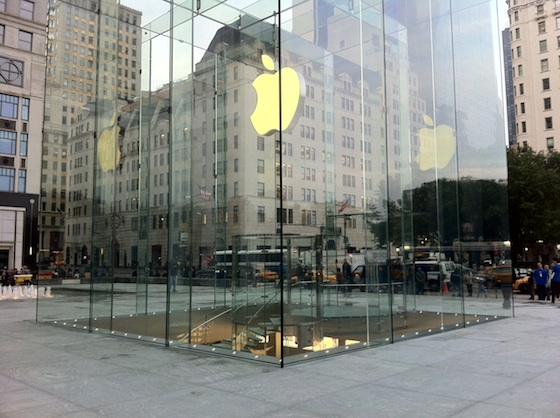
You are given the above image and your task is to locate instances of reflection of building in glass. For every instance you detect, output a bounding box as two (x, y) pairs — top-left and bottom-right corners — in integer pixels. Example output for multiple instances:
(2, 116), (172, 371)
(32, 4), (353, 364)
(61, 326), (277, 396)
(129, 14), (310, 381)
(43, 0), (141, 267)
(0, 0), (46, 270)
(502, 28), (516, 147)
(37, 0), (511, 366)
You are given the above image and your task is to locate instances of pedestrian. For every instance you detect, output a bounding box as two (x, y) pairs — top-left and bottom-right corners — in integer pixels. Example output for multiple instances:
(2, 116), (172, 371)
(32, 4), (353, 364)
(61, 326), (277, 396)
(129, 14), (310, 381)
(551, 258), (560, 303)
(343, 259), (352, 294)
(296, 260), (305, 284)
(476, 266), (487, 298)
(169, 262), (178, 292)
(534, 262), (549, 301)
(545, 264), (552, 300)
(465, 269), (473, 297)
(415, 266), (426, 295)
(527, 268), (535, 300)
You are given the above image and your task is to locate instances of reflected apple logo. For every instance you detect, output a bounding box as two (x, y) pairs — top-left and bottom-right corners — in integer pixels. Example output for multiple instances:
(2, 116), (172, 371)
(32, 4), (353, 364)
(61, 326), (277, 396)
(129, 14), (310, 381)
(97, 113), (121, 173)
(250, 54), (305, 136)
(416, 115), (456, 171)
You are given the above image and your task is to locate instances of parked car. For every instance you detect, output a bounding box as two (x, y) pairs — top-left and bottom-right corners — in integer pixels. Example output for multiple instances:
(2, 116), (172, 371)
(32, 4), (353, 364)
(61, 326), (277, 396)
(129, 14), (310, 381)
(256, 267), (279, 282)
(303, 268), (337, 284)
(353, 264), (404, 293)
(414, 260), (456, 292)
(483, 265), (513, 287)
(513, 275), (533, 294)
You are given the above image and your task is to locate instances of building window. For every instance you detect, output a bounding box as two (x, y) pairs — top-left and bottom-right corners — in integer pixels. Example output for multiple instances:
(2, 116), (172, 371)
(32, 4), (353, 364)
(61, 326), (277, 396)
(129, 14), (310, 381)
(543, 78), (550, 90)
(0, 25), (4, 44)
(515, 27), (520, 39)
(544, 97), (552, 110)
(547, 137), (554, 149)
(20, 133), (27, 156)
(18, 169), (26, 192)
(540, 39), (548, 53)
(557, 16), (560, 30)
(18, 31), (32, 51)
(0, 167), (15, 191)
(0, 0), (4, 12)
(20, 0), (34, 20)
(537, 4), (544, 14)
(521, 121), (527, 133)
(519, 83), (524, 94)
(521, 102), (526, 113)
(233, 206), (239, 223)
(21, 98), (29, 120)
(541, 58), (549, 72)
(257, 136), (264, 151)
(518, 64), (523, 76)
(546, 117), (553, 129)
(0, 131), (17, 154)
(257, 182), (265, 196)
(257, 206), (265, 222)
(0, 94), (19, 118)
(538, 20), (546, 33)
(516, 45), (521, 57)
(257, 159), (264, 174)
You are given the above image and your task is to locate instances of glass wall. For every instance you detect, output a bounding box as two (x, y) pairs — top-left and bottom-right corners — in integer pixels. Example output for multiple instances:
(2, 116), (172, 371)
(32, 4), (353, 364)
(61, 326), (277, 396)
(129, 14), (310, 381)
(37, 0), (511, 365)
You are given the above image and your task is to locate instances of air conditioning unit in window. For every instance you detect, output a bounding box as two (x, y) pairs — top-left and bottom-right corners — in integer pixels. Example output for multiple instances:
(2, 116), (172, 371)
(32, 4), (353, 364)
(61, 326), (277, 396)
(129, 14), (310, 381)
(0, 156), (15, 167)
(0, 119), (16, 130)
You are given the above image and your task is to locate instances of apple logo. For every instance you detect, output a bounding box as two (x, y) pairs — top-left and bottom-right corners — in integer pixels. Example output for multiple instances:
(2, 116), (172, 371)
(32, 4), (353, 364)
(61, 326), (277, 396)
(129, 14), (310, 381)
(416, 114), (456, 171)
(250, 54), (305, 136)
(97, 112), (121, 173)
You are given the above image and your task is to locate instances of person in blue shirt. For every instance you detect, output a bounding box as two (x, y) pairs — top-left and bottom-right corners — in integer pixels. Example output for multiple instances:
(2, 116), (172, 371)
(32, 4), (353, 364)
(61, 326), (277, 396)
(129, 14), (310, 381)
(550, 258), (560, 303)
(534, 262), (549, 301)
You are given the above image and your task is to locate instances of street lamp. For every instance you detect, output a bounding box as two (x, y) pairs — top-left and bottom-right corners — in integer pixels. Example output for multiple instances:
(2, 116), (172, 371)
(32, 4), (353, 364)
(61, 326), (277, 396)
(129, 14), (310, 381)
(29, 198), (35, 256)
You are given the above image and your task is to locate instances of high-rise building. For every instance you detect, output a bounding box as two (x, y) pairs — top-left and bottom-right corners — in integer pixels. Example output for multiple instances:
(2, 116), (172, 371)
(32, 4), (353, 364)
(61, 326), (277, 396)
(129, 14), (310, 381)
(0, 0), (47, 270)
(507, 0), (560, 151)
(42, 0), (141, 266)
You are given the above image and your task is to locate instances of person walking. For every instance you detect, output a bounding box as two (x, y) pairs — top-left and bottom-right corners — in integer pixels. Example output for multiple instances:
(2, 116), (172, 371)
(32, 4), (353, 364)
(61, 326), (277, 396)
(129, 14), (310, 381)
(527, 268), (535, 300)
(551, 258), (560, 303)
(534, 262), (549, 301)
(415, 266), (426, 295)
(342, 259), (352, 294)
(476, 266), (487, 298)
(169, 262), (178, 293)
(545, 264), (552, 300)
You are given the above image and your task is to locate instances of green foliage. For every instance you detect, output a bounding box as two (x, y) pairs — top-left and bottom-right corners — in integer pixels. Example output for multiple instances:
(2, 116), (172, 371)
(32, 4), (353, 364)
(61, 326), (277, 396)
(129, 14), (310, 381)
(507, 147), (560, 259)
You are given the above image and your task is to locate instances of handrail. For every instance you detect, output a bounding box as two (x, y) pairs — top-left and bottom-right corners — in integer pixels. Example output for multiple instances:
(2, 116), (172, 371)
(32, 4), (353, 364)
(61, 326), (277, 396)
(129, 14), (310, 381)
(177, 291), (280, 343)
(177, 306), (232, 342)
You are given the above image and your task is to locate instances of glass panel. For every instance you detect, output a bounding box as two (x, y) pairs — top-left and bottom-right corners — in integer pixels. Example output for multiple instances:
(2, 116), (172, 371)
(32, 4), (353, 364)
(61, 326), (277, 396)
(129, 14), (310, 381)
(36, 0), (511, 365)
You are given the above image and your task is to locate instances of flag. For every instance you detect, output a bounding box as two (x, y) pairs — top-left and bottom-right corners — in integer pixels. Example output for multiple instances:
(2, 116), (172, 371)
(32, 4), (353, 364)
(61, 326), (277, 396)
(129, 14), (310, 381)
(338, 197), (350, 214)
(198, 185), (212, 201)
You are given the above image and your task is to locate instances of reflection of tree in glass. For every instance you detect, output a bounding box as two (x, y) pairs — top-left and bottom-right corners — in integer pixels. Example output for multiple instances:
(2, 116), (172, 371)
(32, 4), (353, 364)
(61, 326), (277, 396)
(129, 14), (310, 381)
(369, 179), (508, 249)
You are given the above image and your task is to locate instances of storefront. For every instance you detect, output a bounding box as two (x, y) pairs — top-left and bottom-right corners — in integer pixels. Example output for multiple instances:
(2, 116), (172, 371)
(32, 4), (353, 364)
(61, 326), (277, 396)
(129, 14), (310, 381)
(37, 0), (511, 366)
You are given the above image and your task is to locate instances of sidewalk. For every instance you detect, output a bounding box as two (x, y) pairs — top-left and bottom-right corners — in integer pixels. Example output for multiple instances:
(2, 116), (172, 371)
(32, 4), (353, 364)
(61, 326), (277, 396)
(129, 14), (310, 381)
(1, 295), (559, 417)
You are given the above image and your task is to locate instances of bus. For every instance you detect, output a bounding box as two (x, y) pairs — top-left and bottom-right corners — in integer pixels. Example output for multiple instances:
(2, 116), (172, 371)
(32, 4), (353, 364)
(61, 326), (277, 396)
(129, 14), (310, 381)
(213, 248), (294, 282)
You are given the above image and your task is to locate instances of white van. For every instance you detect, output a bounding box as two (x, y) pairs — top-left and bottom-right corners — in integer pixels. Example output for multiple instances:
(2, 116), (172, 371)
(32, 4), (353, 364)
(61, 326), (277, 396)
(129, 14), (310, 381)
(413, 260), (456, 292)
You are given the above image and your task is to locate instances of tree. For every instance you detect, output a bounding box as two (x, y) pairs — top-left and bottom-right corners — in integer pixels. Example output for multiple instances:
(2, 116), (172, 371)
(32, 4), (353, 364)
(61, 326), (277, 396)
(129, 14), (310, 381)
(507, 147), (560, 261)
(370, 178), (509, 251)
